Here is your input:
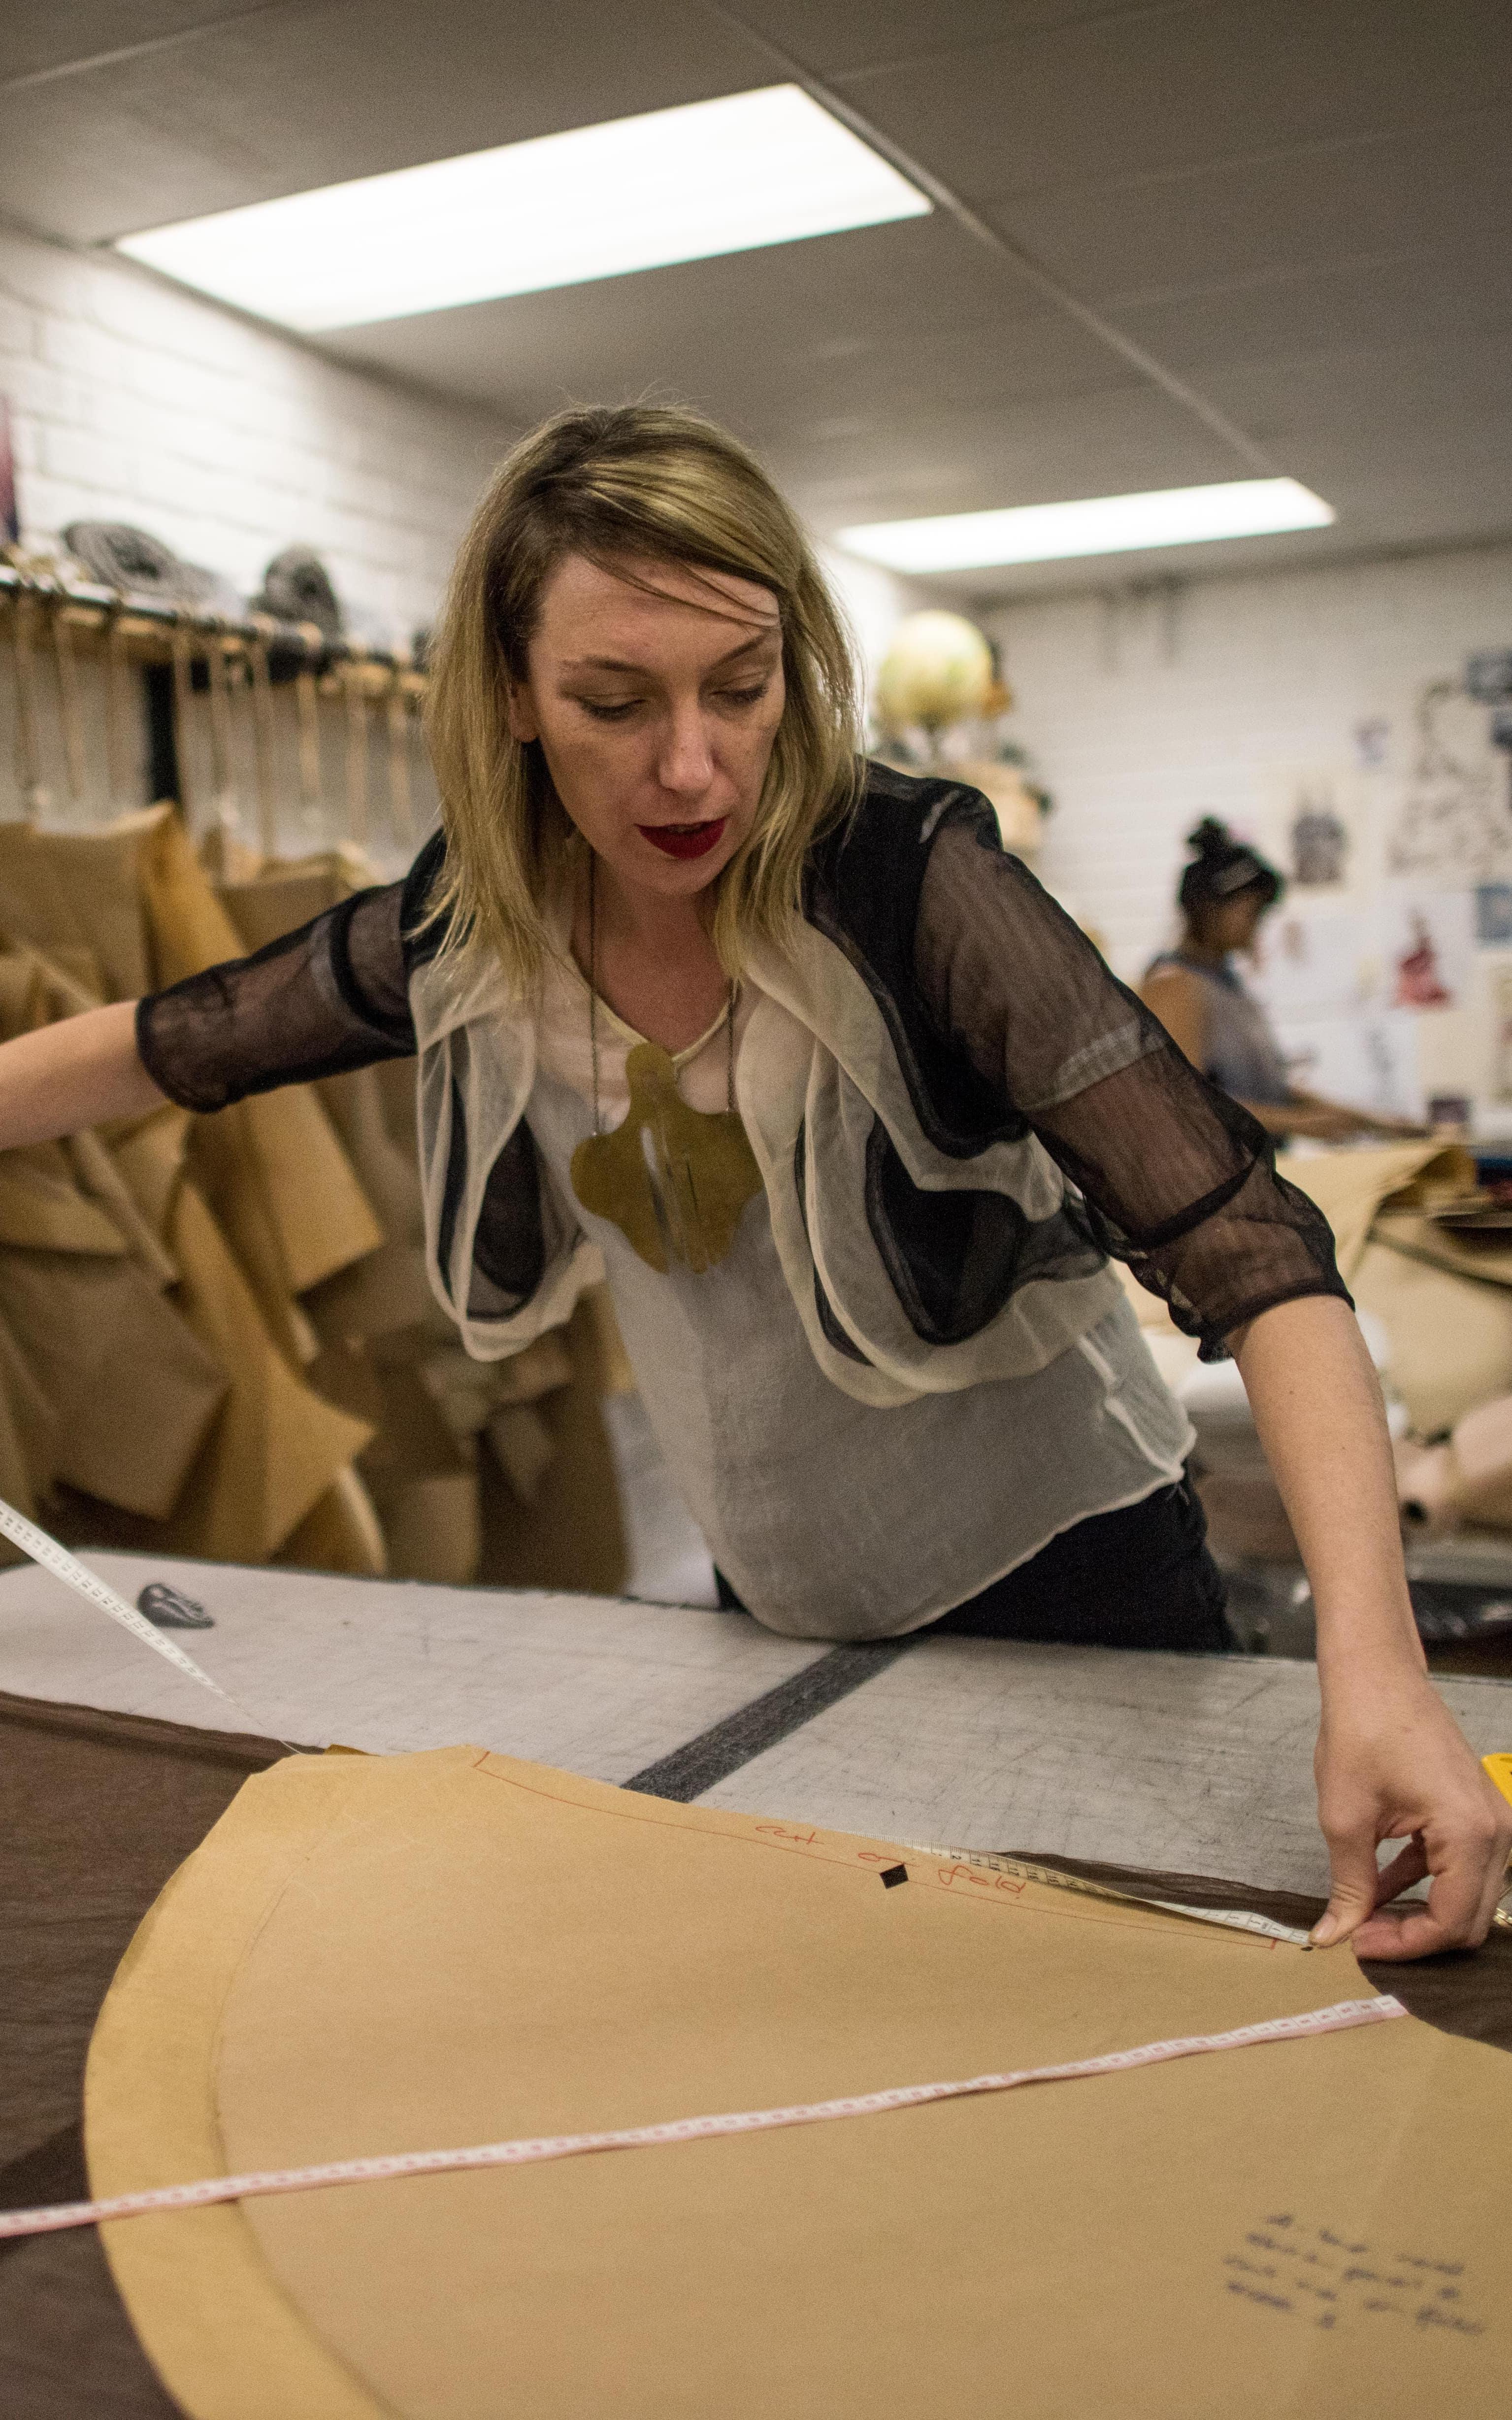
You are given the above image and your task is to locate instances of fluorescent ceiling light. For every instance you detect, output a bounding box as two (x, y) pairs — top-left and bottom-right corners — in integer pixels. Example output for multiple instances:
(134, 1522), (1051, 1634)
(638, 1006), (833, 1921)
(838, 479), (1336, 572)
(115, 84), (929, 332)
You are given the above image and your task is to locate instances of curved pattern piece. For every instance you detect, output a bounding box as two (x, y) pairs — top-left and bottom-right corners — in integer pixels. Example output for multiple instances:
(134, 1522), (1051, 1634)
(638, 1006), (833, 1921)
(86, 1748), (1511, 2420)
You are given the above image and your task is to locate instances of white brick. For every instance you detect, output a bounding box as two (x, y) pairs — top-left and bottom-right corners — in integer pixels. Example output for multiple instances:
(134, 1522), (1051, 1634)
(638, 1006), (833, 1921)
(0, 293), (36, 359)
(40, 422), (135, 496)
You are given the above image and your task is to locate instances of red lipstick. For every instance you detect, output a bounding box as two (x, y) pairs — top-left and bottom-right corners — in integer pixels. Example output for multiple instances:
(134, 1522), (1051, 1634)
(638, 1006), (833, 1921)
(638, 818), (727, 860)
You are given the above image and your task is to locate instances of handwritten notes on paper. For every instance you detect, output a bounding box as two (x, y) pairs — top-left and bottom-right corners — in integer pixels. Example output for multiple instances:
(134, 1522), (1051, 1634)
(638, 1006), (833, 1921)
(1224, 2212), (1484, 2338)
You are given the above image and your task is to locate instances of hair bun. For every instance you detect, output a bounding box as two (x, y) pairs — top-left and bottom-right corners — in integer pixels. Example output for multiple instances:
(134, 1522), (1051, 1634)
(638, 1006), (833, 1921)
(1186, 815), (1232, 858)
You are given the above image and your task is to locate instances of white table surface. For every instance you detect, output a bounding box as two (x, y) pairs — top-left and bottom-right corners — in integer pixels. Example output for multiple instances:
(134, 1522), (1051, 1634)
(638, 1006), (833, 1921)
(3, 1551), (1510, 1897)
(701, 1634), (1512, 1896)
(0, 1552), (823, 1784)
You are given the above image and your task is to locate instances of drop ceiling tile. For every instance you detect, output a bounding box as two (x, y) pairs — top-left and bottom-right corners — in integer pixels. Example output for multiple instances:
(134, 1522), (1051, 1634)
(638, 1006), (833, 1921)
(1205, 330), (1512, 452)
(846, 0), (1512, 204)
(1106, 244), (1512, 378)
(727, 0), (1130, 78)
(0, 0), (762, 243)
(993, 116), (1512, 298)
(319, 212), (1084, 422)
(771, 382), (1241, 532)
(0, 0), (257, 89)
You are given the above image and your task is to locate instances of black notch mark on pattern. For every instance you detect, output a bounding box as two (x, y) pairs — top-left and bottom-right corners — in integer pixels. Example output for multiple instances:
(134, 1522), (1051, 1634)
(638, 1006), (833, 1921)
(623, 1639), (917, 1803)
(880, 1864), (909, 1888)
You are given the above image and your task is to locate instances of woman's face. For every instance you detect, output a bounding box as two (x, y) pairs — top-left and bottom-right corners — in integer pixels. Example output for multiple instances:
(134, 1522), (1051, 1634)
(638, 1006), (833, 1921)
(1195, 891), (1270, 955)
(506, 552), (786, 903)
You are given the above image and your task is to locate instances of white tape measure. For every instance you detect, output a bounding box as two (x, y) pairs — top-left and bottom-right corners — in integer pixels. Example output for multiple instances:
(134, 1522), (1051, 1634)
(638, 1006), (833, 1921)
(0, 1493), (298, 1746)
(0, 1994), (1405, 2244)
(0, 1496), (230, 1699)
(907, 1844), (1313, 1948)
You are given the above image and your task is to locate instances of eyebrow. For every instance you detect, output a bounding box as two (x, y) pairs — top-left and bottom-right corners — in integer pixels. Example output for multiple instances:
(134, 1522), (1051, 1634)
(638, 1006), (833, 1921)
(559, 629), (781, 676)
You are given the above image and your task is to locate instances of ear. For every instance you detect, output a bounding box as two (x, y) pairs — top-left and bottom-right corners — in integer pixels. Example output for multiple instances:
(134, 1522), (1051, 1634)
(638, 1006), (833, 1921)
(505, 679), (540, 743)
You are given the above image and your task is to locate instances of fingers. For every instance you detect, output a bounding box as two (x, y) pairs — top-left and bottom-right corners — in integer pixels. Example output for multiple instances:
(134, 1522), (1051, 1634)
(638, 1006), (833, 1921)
(1371, 1834), (1429, 1905)
(1352, 1801), (1512, 1962)
(1351, 1899), (1463, 1961)
(1309, 1829), (1386, 1949)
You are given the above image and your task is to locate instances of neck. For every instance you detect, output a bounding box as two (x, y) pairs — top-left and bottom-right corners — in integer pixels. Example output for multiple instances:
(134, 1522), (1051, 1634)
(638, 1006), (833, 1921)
(589, 857), (716, 961)
(1180, 929), (1228, 968)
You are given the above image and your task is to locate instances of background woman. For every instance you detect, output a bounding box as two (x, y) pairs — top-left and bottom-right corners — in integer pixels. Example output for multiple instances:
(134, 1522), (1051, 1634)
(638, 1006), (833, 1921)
(0, 407), (1502, 1959)
(1143, 817), (1422, 1140)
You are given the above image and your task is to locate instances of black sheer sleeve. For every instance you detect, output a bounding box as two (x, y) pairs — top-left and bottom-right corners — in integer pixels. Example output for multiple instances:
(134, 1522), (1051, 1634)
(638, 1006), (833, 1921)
(136, 880), (416, 1114)
(914, 814), (1350, 1356)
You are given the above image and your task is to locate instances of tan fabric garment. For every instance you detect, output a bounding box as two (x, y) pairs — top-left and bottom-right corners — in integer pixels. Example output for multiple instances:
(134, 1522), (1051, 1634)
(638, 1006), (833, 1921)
(104, 1111), (375, 1563)
(0, 808), (164, 1002)
(1352, 1240), (1512, 1438)
(0, 955), (230, 1522)
(1276, 1142), (1476, 1283)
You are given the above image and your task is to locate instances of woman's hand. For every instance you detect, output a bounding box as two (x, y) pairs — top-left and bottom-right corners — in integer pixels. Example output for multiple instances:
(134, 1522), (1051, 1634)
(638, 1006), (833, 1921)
(1312, 1669), (1512, 1956)
(1233, 1295), (1510, 1960)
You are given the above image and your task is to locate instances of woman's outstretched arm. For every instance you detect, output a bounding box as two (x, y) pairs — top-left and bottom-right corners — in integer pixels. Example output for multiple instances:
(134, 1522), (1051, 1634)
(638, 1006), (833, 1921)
(0, 1002), (165, 1149)
(1234, 1294), (1512, 1957)
(915, 802), (1507, 1957)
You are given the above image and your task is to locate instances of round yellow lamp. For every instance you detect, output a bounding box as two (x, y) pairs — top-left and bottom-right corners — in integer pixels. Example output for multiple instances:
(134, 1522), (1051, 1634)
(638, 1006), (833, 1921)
(874, 610), (995, 735)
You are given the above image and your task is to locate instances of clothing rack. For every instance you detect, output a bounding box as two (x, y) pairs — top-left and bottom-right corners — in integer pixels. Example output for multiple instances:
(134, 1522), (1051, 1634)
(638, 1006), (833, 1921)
(0, 558), (430, 861)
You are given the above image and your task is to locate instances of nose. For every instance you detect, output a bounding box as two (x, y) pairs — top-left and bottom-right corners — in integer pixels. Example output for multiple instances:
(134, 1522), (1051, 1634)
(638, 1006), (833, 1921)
(656, 699), (716, 799)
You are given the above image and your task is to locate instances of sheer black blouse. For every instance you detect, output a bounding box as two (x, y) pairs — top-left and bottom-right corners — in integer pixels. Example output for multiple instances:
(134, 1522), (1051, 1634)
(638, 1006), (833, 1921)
(136, 802), (1348, 1359)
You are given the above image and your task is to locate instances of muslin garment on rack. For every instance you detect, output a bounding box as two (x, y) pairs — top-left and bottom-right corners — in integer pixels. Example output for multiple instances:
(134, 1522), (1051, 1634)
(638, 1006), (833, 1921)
(0, 952), (229, 1530)
(0, 813), (386, 1568)
(0, 809), (161, 1001)
(0, 800), (622, 1583)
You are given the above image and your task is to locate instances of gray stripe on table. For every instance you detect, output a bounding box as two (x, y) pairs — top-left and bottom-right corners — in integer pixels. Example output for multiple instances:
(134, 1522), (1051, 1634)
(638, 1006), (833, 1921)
(623, 1639), (917, 1802)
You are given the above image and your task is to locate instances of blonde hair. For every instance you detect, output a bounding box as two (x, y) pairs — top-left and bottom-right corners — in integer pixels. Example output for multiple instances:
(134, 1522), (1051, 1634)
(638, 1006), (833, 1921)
(423, 404), (862, 986)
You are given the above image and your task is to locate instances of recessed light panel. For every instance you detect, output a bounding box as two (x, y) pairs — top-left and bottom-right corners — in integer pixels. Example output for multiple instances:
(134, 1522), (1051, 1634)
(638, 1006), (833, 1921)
(115, 84), (930, 332)
(839, 479), (1336, 572)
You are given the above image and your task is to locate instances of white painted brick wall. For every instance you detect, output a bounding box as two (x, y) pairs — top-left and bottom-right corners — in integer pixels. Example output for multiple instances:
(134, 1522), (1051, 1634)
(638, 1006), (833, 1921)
(0, 223), (515, 644)
(986, 545), (1512, 985)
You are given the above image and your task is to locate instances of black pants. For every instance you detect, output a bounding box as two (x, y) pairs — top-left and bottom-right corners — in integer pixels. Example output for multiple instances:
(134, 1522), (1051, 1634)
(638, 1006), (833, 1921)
(716, 1474), (1232, 1654)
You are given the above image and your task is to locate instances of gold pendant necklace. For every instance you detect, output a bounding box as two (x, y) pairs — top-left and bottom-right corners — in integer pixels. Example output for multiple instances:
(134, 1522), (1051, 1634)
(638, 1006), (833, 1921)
(568, 862), (763, 1275)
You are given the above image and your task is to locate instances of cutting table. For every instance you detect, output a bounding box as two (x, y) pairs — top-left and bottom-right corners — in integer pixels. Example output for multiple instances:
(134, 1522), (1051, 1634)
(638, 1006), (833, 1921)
(2, 1550), (1512, 1894)
(1, 1554), (1510, 2420)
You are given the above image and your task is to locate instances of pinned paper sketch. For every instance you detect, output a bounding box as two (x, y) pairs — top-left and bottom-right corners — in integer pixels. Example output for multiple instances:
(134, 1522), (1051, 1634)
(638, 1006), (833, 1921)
(1475, 884), (1512, 946)
(1289, 794), (1349, 888)
(1394, 914), (1454, 1007)
(1382, 888), (1473, 1013)
(1262, 1010), (1420, 1125)
(1259, 767), (1369, 903)
(1388, 680), (1512, 881)
(1250, 912), (1379, 1021)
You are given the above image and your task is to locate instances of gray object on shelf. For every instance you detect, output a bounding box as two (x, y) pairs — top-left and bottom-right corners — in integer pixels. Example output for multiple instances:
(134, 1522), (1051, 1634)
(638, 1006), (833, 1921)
(62, 521), (243, 618)
(253, 545), (343, 638)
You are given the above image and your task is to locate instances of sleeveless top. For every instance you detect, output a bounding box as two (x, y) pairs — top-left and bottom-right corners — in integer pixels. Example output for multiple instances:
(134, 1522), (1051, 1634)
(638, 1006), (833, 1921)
(1145, 951), (1293, 1107)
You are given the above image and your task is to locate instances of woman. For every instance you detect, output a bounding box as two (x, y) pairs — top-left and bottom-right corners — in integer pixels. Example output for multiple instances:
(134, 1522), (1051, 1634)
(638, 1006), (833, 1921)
(1143, 818), (1421, 1140)
(0, 407), (1502, 1959)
